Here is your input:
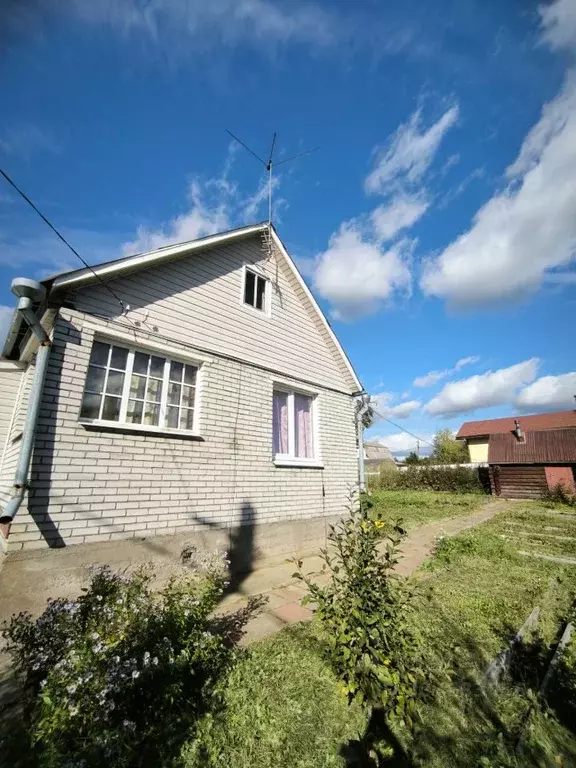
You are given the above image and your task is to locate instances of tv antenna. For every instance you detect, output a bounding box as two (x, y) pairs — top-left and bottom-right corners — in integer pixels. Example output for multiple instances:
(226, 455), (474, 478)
(226, 130), (319, 224)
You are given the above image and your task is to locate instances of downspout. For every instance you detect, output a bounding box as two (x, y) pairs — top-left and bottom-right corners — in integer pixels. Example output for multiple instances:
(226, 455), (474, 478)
(356, 394), (371, 493)
(0, 279), (51, 525)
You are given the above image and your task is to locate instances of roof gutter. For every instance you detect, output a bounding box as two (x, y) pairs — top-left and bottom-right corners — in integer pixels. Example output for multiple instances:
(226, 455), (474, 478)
(0, 279), (52, 525)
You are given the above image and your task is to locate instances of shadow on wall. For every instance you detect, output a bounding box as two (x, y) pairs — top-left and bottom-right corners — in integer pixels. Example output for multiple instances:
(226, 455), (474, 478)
(187, 501), (256, 597)
(25, 319), (86, 548)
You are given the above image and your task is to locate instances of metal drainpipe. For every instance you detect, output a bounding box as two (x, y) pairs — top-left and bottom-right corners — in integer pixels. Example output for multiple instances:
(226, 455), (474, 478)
(0, 291), (51, 525)
(357, 395), (371, 493)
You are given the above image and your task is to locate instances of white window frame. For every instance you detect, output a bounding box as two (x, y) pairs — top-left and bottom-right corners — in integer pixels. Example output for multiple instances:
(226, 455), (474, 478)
(273, 385), (322, 467)
(79, 339), (202, 436)
(241, 264), (270, 316)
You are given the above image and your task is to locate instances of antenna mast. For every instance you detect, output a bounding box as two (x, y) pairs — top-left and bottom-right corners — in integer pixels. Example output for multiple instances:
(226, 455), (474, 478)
(226, 129), (319, 225)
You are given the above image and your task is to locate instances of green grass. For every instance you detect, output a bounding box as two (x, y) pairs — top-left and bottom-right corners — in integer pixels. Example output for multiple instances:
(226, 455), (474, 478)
(180, 500), (576, 768)
(410, 505), (576, 766)
(483, 501), (576, 559)
(369, 488), (486, 530)
(179, 625), (366, 768)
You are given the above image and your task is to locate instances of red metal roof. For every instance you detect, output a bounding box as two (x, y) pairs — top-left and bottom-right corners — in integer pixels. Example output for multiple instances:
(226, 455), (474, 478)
(457, 410), (576, 439)
(488, 429), (576, 464)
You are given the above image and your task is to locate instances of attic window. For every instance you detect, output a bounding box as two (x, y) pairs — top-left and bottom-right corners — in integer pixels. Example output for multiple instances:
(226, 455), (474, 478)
(243, 267), (268, 312)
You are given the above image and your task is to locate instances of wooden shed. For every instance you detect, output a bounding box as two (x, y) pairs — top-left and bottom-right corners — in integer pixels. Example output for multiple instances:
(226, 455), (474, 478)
(488, 428), (576, 499)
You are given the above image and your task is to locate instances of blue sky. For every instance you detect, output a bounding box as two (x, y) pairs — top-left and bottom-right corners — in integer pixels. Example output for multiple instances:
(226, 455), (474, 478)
(1, 0), (576, 455)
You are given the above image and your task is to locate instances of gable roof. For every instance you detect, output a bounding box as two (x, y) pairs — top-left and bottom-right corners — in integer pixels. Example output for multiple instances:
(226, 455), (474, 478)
(39, 222), (362, 392)
(457, 410), (576, 439)
(488, 428), (576, 464)
(364, 441), (394, 463)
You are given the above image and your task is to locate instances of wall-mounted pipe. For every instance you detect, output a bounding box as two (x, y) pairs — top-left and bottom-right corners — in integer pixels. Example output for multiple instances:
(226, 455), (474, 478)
(0, 280), (51, 525)
(356, 395), (371, 493)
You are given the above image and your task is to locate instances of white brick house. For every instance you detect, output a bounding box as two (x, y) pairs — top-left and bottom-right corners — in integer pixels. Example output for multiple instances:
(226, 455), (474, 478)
(0, 223), (363, 557)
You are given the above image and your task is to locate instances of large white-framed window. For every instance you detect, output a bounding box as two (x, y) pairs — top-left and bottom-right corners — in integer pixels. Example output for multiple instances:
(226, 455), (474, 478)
(242, 265), (269, 314)
(272, 387), (321, 466)
(79, 340), (199, 433)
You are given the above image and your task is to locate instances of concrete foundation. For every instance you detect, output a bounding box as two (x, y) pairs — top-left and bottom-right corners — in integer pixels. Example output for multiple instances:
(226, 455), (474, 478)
(0, 514), (338, 622)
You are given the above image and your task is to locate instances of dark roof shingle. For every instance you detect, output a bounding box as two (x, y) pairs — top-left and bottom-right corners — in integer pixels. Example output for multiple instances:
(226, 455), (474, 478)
(488, 428), (576, 464)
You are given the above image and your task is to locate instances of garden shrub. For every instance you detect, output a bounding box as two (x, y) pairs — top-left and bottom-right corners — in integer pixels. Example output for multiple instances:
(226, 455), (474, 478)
(542, 483), (576, 507)
(294, 493), (425, 733)
(2, 550), (264, 768)
(377, 465), (487, 494)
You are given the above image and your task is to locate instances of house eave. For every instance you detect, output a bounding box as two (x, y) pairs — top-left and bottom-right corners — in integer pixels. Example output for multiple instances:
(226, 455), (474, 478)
(47, 222), (269, 293)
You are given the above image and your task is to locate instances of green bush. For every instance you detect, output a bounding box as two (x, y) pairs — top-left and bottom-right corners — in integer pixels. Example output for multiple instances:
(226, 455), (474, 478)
(294, 494), (425, 731)
(542, 482), (576, 507)
(2, 552), (263, 768)
(377, 465), (487, 494)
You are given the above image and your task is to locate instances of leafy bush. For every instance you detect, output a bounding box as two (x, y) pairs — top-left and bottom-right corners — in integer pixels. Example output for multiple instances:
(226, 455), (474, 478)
(377, 465), (487, 494)
(294, 493), (425, 731)
(542, 482), (576, 507)
(2, 551), (263, 768)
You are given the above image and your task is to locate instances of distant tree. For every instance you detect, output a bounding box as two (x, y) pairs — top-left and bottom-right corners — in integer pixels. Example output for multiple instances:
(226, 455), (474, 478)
(431, 429), (469, 464)
(404, 451), (420, 465)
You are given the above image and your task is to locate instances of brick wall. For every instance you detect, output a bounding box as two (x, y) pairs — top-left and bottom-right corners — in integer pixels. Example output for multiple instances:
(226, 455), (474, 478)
(545, 466), (575, 493)
(7, 308), (358, 551)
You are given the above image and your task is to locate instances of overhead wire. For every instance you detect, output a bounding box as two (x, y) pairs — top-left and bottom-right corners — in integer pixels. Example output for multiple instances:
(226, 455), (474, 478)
(369, 406), (435, 448)
(0, 167), (126, 314)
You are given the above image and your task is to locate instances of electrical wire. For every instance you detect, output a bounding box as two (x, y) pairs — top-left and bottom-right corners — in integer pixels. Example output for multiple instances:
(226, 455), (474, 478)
(0, 167), (126, 314)
(370, 406), (435, 448)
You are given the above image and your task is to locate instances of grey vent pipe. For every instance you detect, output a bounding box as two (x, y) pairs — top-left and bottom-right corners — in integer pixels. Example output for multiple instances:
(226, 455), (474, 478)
(357, 395), (371, 493)
(0, 279), (51, 525)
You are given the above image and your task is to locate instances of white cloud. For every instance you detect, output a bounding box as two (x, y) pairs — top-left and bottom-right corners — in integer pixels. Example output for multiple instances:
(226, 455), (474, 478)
(0, 306), (14, 348)
(546, 271), (576, 284)
(313, 222), (412, 320)
(540, 0), (576, 52)
(364, 105), (459, 195)
(70, 0), (336, 48)
(122, 180), (230, 254)
(370, 391), (421, 420)
(421, 2), (576, 309)
(0, 124), (60, 158)
(121, 147), (274, 254)
(425, 358), (539, 417)
(313, 104), (458, 320)
(413, 355), (479, 388)
(516, 372), (576, 412)
(373, 432), (433, 457)
(370, 194), (429, 242)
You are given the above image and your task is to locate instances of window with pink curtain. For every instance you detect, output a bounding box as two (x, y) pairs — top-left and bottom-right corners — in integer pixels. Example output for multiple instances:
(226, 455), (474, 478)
(273, 391), (288, 454)
(295, 394), (313, 458)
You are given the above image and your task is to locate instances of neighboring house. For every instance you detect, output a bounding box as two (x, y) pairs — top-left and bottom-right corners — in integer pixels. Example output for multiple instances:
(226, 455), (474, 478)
(0, 223), (363, 559)
(456, 411), (576, 499)
(363, 441), (396, 472)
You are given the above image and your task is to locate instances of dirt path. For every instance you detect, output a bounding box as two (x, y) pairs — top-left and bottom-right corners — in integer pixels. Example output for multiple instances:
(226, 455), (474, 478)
(394, 498), (507, 576)
(227, 498), (507, 642)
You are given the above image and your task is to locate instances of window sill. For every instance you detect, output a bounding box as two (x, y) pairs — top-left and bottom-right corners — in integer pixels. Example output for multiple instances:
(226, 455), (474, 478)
(79, 420), (204, 441)
(274, 458), (324, 469)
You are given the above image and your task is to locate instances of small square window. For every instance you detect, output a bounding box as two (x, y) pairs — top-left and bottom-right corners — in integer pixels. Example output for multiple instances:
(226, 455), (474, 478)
(244, 267), (267, 311)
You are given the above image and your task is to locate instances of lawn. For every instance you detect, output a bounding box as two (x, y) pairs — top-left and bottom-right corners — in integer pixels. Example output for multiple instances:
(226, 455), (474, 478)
(179, 499), (576, 767)
(369, 488), (487, 530)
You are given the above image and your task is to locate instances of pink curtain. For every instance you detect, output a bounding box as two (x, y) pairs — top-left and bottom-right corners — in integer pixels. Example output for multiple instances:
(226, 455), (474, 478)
(295, 395), (313, 458)
(273, 391), (288, 454)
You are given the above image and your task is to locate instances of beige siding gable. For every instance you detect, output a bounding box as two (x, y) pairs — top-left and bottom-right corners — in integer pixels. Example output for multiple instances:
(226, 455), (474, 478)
(70, 234), (356, 392)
